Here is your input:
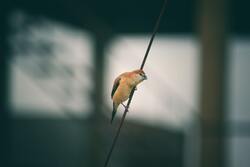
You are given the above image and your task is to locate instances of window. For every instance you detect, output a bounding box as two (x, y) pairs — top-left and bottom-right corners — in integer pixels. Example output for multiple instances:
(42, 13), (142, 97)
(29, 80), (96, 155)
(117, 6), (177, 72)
(105, 35), (200, 130)
(9, 11), (94, 118)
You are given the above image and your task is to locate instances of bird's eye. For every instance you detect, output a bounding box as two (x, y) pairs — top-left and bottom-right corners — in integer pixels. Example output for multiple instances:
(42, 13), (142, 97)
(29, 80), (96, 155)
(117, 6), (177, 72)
(139, 73), (143, 76)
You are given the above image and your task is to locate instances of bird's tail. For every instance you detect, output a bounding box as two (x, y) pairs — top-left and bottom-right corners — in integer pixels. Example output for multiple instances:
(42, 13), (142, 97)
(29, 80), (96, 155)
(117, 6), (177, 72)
(111, 103), (117, 124)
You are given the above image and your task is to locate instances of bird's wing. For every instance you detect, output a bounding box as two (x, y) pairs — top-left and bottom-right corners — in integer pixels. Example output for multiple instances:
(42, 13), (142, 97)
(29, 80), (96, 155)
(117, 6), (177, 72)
(111, 77), (121, 98)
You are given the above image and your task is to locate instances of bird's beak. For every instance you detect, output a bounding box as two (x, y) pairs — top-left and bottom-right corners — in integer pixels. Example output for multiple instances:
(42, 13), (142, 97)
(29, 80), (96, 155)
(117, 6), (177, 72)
(143, 75), (147, 80)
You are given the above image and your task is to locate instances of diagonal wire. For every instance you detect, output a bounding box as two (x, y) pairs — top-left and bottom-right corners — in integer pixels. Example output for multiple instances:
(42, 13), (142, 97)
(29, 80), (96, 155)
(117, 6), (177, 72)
(103, 0), (168, 166)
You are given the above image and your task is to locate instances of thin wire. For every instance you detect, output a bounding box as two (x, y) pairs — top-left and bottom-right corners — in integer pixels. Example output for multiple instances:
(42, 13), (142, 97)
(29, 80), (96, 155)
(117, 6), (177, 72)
(103, 107), (129, 167)
(140, 0), (168, 70)
(104, 0), (168, 166)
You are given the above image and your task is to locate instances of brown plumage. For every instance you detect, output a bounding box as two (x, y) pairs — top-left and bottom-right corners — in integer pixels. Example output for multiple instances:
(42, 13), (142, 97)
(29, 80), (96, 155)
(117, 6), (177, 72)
(110, 69), (147, 123)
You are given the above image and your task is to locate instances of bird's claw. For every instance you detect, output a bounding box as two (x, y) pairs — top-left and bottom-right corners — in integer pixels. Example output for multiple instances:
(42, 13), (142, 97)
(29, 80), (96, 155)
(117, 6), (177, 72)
(121, 103), (126, 108)
(121, 103), (129, 112)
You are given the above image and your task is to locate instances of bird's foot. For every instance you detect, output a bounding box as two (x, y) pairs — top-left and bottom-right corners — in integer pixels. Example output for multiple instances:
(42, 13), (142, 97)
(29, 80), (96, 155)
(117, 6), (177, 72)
(121, 103), (126, 108)
(121, 103), (129, 112)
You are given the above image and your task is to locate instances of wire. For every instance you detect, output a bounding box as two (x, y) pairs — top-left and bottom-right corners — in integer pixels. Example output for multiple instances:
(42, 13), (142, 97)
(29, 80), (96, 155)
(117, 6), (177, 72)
(103, 0), (168, 166)
(140, 0), (168, 70)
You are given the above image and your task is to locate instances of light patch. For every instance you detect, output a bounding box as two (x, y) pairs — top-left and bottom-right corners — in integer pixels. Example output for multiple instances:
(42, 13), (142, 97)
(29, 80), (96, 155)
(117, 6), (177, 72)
(105, 35), (200, 130)
(9, 11), (93, 118)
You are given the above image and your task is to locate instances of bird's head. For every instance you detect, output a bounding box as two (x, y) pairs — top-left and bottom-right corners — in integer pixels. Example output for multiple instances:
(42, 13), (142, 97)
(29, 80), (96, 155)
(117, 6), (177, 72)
(131, 69), (147, 83)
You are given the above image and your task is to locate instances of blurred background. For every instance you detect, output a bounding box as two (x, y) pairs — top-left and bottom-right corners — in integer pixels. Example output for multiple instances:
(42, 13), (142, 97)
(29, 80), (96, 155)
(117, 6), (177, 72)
(0, 0), (249, 167)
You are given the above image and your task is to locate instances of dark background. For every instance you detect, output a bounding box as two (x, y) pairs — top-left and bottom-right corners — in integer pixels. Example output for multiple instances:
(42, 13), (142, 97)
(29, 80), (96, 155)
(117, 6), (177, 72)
(1, 0), (250, 167)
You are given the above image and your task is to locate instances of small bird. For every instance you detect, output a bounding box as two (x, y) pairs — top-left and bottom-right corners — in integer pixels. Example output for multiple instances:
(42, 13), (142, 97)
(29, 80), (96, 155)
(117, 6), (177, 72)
(111, 69), (147, 123)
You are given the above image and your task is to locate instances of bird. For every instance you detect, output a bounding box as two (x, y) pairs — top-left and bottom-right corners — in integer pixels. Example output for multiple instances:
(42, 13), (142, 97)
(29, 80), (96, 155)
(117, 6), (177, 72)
(110, 69), (147, 124)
